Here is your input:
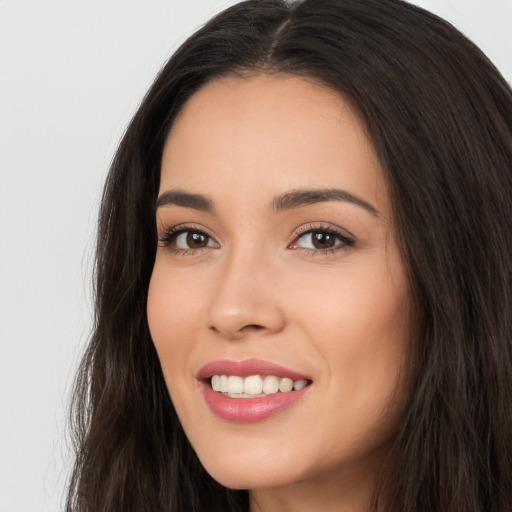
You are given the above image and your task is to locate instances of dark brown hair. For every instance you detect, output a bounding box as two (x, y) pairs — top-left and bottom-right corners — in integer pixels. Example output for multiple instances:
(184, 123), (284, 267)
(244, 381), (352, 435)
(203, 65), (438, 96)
(67, 1), (512, 510)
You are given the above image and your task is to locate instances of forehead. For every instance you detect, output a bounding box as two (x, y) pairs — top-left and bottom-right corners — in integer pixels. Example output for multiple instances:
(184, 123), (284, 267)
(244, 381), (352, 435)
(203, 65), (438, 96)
(160, 74), (389, 217)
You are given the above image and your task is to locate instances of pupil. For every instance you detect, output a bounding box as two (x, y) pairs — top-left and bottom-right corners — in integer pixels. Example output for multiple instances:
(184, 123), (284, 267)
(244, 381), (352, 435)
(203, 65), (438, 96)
(187, 232), (207, 248)
(313, 232), (334, 249)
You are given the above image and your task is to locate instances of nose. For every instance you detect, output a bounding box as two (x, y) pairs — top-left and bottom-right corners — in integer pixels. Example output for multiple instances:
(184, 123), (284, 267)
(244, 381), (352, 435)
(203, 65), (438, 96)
(206, 251), (286, 340)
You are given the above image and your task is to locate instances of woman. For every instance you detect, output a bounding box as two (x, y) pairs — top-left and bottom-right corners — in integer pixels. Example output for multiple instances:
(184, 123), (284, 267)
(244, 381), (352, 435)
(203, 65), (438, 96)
(67, 0), (512, 510)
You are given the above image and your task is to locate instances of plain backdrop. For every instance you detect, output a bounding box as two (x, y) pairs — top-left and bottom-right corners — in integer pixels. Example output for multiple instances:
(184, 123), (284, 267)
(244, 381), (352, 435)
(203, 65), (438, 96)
(0, 1), (511, 511)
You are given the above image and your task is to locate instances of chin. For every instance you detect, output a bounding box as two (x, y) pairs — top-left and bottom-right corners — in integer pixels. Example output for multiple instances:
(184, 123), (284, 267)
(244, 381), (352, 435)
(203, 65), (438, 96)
(196, 446), (302, 491)
(205, 467), (289, 491)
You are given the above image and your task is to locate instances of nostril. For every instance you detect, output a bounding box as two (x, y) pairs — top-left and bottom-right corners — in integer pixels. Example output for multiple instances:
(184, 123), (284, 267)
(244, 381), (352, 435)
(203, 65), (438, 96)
(208, 323), (264, 335)
(243, 324), (264, 331)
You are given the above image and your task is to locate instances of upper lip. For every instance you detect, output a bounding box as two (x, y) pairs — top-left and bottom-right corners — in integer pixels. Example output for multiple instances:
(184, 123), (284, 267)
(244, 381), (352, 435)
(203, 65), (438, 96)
(197, 358), (312, 382)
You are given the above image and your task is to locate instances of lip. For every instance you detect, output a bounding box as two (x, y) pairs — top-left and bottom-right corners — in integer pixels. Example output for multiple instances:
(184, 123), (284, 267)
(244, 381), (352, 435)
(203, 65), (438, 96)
(198, 359), (312, 423)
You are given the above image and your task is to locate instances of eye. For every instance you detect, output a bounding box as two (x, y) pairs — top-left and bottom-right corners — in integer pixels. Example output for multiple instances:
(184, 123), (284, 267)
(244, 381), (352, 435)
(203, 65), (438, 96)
(159, 226), (219, 252)
(289, 226), (354, 252)
(174, 231), (217, 249)
(297, 231), (341, 250)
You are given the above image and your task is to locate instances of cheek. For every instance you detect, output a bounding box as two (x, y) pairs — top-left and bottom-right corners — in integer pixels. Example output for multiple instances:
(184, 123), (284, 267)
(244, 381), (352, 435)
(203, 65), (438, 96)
(147, 264), (203, 378)
(288, 256), (409, 419)
(147, 266), (209, 433)
(291, 255), (408, 349)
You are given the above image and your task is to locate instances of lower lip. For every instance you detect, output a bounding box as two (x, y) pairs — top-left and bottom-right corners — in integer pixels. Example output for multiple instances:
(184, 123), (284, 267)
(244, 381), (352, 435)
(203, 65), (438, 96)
(202, 382), (310, 423)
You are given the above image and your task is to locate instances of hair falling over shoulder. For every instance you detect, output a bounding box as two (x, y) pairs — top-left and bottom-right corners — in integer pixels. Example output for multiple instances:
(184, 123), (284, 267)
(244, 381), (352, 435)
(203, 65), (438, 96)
(66, 1), (512, 510)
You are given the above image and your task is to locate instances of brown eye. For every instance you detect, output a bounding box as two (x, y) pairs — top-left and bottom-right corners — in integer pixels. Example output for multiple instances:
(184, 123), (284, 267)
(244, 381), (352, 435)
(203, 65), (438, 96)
(292, 228), (353, 252)
(310, 232), (336, 249)
(186, 232), (209, 248)
(168, 230), (219, 250)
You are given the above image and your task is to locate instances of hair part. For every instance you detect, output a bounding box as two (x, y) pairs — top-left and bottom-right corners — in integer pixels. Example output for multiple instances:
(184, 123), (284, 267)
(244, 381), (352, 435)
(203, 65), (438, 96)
(67, 1), (512, 510)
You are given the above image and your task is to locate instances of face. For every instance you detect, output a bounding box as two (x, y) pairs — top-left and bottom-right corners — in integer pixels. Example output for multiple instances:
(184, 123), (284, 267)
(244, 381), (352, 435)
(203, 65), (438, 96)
(147, 75), (409, 508)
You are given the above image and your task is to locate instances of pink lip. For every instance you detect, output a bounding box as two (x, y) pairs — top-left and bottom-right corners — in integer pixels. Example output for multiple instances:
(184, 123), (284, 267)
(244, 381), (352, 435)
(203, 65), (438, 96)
(198, 359), (312, 423)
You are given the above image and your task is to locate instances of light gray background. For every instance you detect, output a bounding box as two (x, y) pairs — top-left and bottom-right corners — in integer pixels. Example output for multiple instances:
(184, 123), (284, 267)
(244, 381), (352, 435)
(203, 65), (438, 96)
(1, 1), (511, 511)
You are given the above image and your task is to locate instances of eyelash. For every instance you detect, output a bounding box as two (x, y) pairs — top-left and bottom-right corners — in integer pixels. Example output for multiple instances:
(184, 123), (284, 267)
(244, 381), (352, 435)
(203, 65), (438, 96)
(157, 223), (355, 256)
(291, 224), (355, 255)
(158, 224), (214, 255)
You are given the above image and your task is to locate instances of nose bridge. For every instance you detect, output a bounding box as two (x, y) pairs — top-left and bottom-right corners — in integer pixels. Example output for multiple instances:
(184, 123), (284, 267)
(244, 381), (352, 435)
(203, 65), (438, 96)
(207, 243), (285, 339)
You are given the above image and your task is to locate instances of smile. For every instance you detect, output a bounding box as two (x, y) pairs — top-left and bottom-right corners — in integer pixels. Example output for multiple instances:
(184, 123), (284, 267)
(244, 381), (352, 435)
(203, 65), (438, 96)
(199, 359), (313, 422)
(211, 374), (309, 397)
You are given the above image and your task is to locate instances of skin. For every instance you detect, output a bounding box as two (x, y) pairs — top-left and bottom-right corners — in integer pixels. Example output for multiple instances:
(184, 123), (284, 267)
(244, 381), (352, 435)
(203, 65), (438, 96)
(147, 74), (410, 512)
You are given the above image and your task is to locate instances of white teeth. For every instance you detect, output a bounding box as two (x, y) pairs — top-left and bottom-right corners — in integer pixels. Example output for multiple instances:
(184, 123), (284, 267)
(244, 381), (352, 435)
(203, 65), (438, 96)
(262, 375), (279, 394)
(227, 375), (244, 394)
(279, 377), (294, 393)
(219, 375), (229, 392)
(243, 375), (263, 394)
(210, 374), (310, 396)
(293, 379), (308, 391)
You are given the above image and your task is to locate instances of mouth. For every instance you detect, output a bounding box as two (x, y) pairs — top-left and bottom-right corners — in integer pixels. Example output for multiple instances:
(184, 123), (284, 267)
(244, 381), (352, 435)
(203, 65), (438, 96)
(198, 359), (313, 422)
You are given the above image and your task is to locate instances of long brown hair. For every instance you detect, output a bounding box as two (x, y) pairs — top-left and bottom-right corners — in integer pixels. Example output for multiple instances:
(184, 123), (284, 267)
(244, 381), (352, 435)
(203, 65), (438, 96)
(67, 1), (512, 510)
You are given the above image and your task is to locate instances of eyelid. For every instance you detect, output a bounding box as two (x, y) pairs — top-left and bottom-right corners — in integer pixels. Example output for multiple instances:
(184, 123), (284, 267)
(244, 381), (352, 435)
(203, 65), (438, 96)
(158, 223), (220, 250)
(293, 222), (354, 238)
(288, 223), (355, 252)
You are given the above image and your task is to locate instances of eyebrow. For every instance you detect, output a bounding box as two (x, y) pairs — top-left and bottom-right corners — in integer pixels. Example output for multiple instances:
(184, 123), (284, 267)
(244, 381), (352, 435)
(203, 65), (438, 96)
(272, 188), (379, 216)
(156, 189), (214, 212)
(155, 187), (379, 216)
